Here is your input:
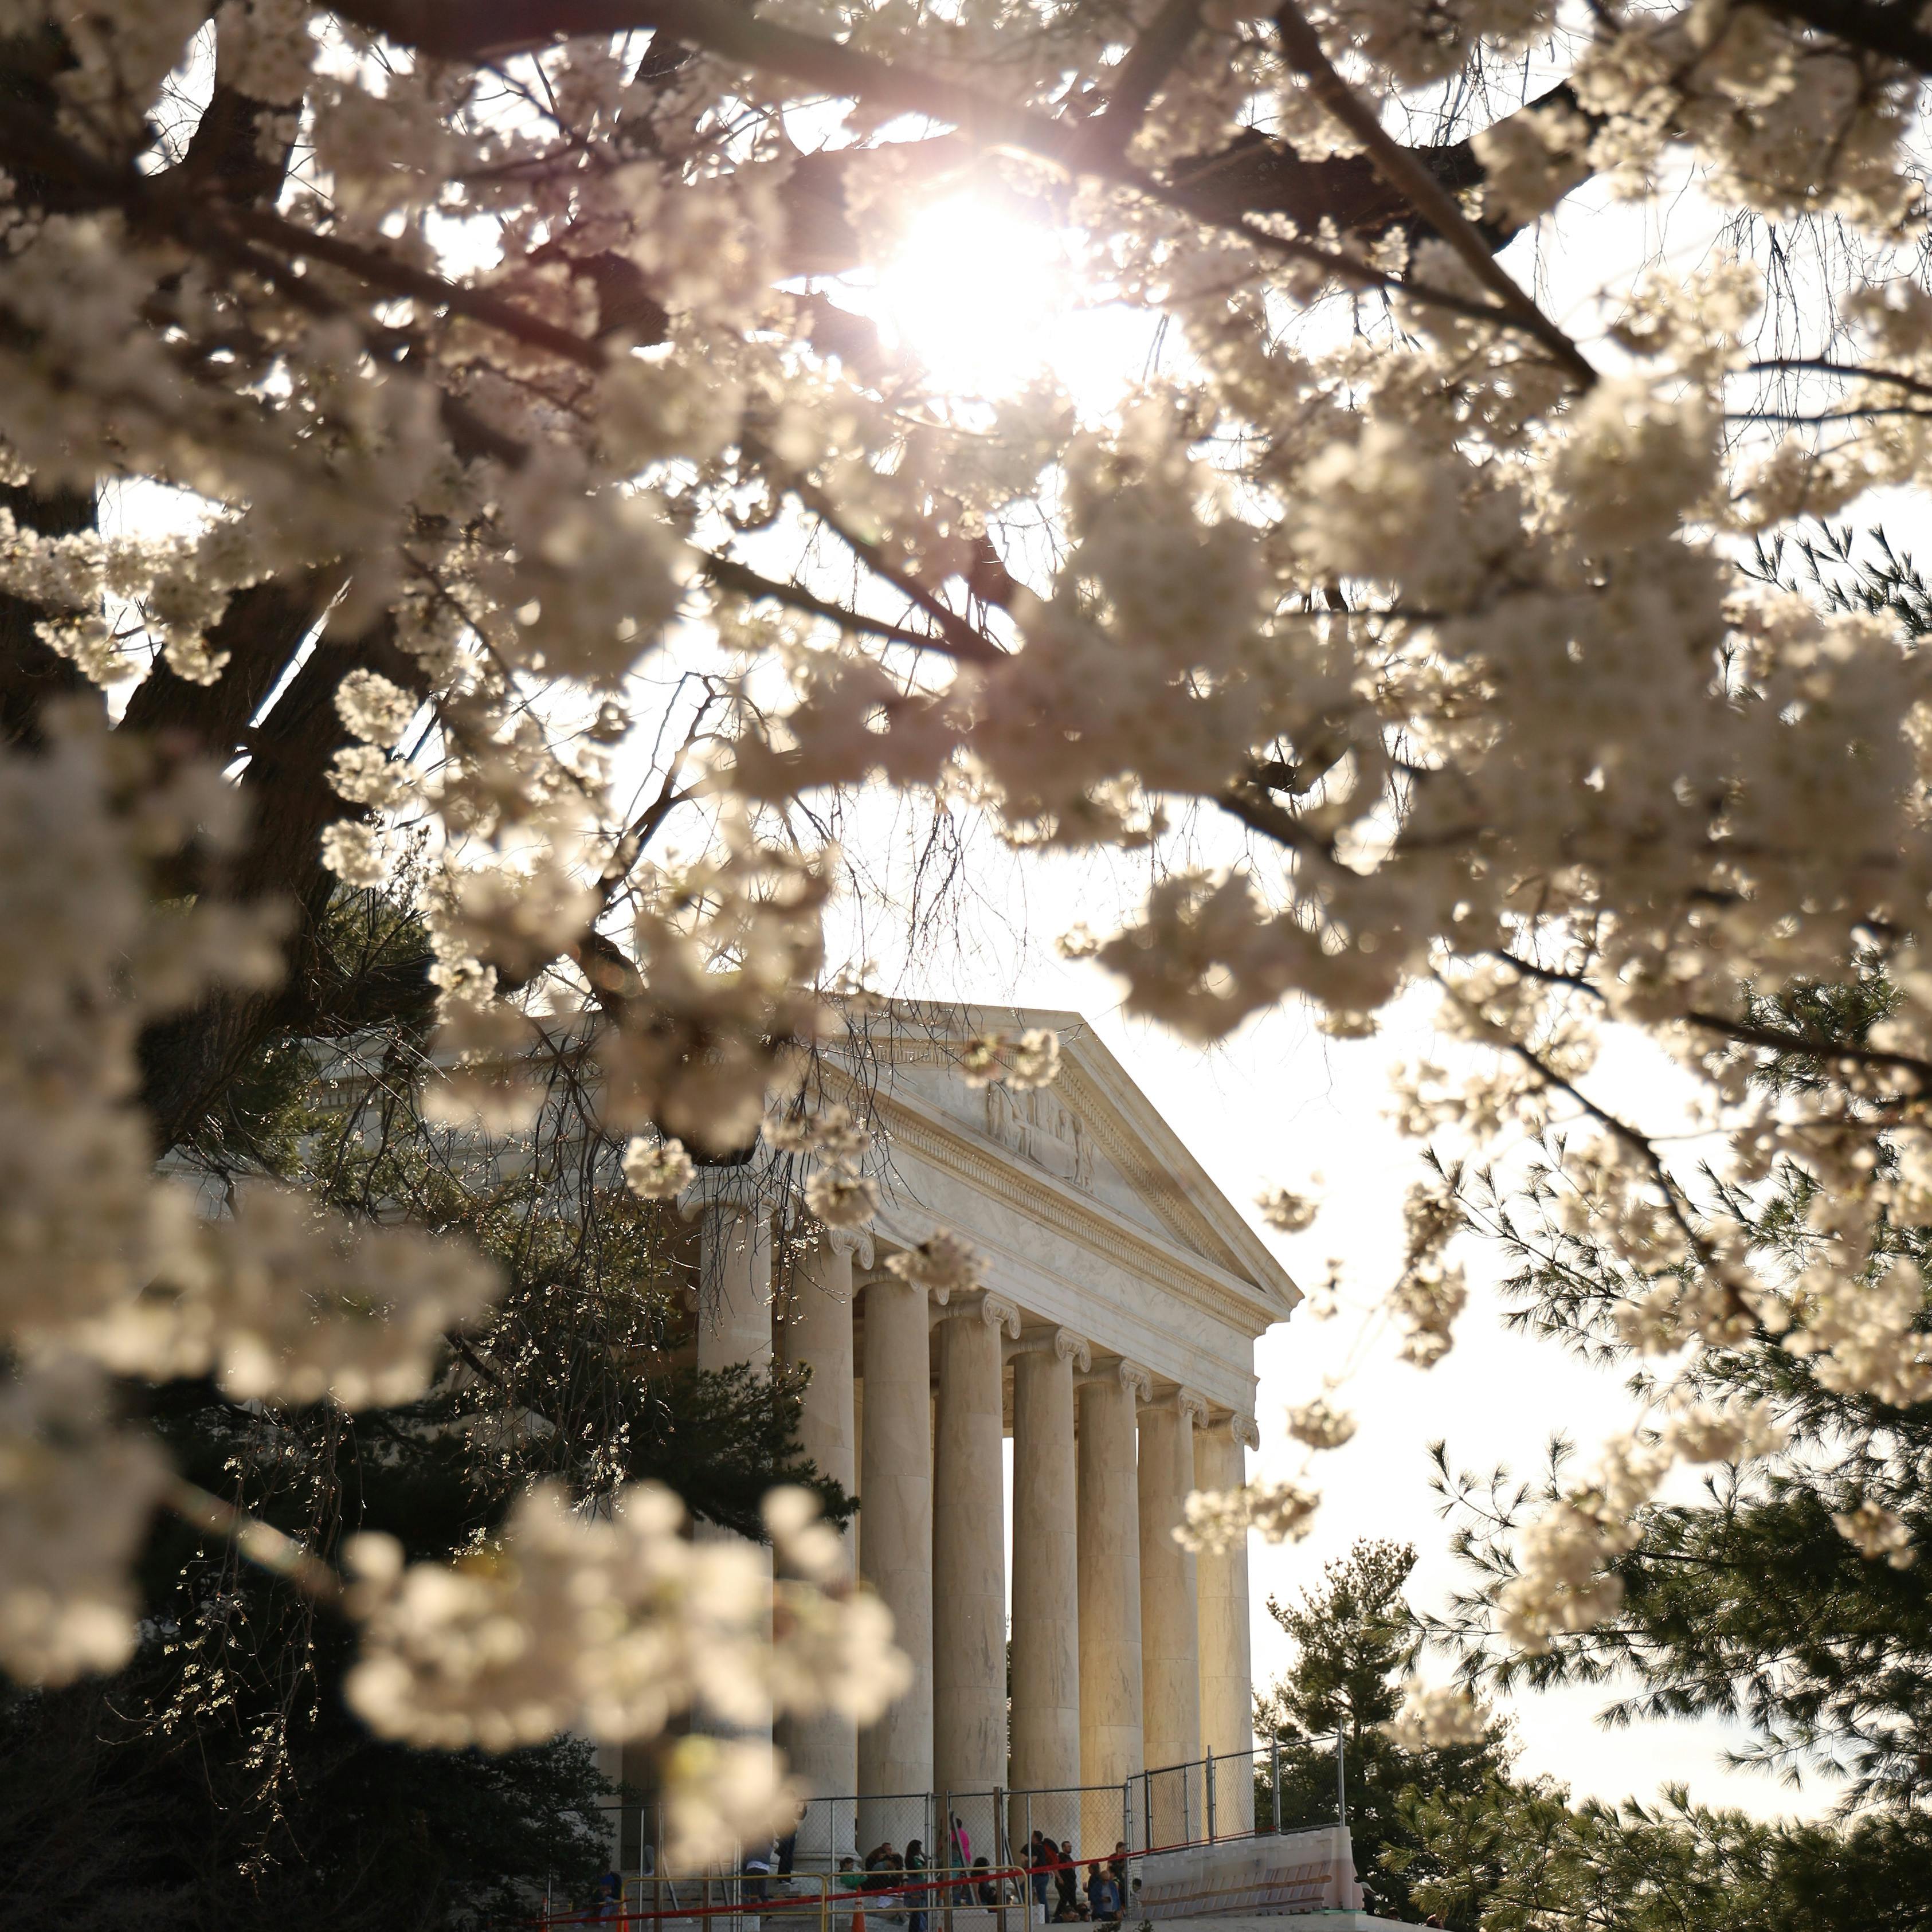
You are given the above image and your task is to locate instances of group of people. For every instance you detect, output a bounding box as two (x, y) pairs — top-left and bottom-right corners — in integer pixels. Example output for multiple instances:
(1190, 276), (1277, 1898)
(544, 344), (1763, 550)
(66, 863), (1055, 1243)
(834, 1837), (934, 1932)
(1023, 1835), (1130, 1925)
(821, 1827), (1131, 1929)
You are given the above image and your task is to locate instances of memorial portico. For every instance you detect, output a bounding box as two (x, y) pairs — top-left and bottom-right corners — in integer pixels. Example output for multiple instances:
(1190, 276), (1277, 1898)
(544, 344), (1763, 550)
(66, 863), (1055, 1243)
(696, 1005), (1298, 1867)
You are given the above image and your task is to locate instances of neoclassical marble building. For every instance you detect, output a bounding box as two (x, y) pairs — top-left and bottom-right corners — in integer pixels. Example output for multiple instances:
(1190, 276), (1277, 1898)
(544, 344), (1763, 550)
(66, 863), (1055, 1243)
(677, 1006), (1298, 1859)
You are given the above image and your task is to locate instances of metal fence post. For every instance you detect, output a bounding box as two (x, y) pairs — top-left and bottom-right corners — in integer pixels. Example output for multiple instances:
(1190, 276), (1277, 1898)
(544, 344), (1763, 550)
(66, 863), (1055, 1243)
(942, 1789), (954, 1932)
(1205, 1749), (1216, 1844)
(1336, 1730), (1347, 1827)
(1270, 1735), (1282, 1834)
(1025, 1795), (1034, 1923)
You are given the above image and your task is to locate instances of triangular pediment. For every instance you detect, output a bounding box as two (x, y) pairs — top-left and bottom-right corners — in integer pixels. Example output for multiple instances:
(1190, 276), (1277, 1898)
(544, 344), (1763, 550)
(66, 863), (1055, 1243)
(852, 1004), (1299, 1322)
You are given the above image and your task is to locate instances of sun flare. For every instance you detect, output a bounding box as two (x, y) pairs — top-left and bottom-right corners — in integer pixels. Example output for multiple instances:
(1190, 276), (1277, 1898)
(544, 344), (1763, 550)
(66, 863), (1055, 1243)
(869, 187), (1076, 399)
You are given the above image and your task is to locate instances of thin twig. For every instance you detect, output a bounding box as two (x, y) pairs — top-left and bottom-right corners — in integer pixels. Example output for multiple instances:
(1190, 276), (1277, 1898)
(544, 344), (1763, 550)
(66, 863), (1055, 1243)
(167, 1475), (347, 1608)
(700, 552), (996, 661)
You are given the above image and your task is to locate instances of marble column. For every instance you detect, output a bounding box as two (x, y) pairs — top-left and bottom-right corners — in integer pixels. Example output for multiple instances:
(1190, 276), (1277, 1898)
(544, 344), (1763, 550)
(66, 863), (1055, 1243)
(1139, 1388), (1205, 1842)
(683, 1174), (774, 1745)
(1011, 1328), (1087, 1847)
(1195, 1412), (1259, 1836)
(1077, 1359), (1149, 1797)
(779, 1229), (870, 1862)
(687, 1175), (775, 1377)
(858, 1271), (935, 1825)
(932, 1290), (1019, 1806)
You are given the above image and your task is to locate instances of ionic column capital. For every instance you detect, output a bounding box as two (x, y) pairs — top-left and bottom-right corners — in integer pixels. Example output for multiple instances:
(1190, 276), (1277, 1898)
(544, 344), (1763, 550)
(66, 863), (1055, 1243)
(1098, 1358), (1151, 1403)
(1228, 1411), (1261, 1451)
(1141, 1384), (1209, 1425)
(1008, 1326), (1092, 1371)
(825, 1227), (875, 1267)
(1052, 1327), (1092, 1372)
(935, 1288), (1022, 1338)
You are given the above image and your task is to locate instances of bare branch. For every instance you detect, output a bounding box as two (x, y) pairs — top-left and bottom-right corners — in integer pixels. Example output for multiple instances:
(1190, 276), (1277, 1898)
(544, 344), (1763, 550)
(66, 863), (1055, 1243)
(700, 552), (1002, 664)
(1088, 0), (1205, 159)
(167, 1475), (346, 1609)
(1271, 0), (1598, 390)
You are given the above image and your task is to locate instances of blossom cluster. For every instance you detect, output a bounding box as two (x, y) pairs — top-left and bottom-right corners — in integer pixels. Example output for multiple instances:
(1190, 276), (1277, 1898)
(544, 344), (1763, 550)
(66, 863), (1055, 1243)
(1382, 1680), (1492, 1751)
(1174, 1476), (1322, 1554)
(958, 1028), (1063, 1091)
(768, 1101), (881, 1229)
(347, 1483), (910, 1868)
(1498, 1398), (1783, 1653)
(884, 1229), (987, 1296)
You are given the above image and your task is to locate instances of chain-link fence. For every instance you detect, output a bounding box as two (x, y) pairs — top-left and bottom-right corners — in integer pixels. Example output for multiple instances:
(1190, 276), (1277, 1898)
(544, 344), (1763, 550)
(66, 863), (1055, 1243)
(568, 1741), (1341, 1922)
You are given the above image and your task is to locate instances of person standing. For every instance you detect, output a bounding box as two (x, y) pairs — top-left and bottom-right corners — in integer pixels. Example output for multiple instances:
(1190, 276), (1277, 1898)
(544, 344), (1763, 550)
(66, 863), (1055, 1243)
(1052, 1843), (1080, 1922)
(947, 1813), (973, 1904)
(1087, 1863), (1123, 1925)
(905, 1838), (930, 1932)
(1028, 1833), (1052, 1923)
(777, 1800), (804, 1885)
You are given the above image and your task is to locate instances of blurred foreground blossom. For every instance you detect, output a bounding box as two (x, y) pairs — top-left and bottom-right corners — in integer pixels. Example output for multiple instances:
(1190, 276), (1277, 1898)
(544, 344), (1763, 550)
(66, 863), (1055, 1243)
(1175, 1476), (1320, 1554)
(0, 1357), (170, 1684)
(345, 1480), (908, 1859)
(1384, 1680), (1491, 1750)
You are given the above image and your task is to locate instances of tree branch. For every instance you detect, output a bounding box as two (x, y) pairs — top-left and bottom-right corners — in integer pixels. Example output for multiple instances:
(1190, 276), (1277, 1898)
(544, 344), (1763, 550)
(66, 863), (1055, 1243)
(1271, 1), (1597, 389)
(1684, 1008), (1932, 1088)
(167, 1475), (346, 1609)
(1759, 0), (1932, 70)
(1088, 0), (1205, 159)
(336, 0), (1535, 341)
(700, 552), (1000, 663)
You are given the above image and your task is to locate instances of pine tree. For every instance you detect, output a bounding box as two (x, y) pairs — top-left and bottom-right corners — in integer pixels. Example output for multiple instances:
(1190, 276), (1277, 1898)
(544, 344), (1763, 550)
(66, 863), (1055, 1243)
(1432, 946), (1932, 1812)
(1255, 1540), (1512, 1921)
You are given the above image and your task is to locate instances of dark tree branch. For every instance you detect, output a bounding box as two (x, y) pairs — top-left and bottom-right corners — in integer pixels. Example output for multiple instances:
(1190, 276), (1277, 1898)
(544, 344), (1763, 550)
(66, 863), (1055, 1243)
(333, 0), (1537, 339)
(1684, 1008), (1932, 1088)
(701, 552), (998, 662)
(1272, 1), (1597, 388)
(1759, 0), (1932, 70)
(1088, 0), (1205, 159)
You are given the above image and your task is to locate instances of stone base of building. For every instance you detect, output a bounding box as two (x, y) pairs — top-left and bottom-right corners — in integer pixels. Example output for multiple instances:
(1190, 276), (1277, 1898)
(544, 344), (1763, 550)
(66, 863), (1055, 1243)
(1132, 1828), (1363, 1919)
(1154, 1915), (1410, 1931)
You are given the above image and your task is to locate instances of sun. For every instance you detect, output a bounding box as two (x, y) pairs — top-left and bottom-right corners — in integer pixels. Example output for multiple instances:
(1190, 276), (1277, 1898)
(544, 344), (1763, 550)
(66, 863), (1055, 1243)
(869, 186), (1076, 399)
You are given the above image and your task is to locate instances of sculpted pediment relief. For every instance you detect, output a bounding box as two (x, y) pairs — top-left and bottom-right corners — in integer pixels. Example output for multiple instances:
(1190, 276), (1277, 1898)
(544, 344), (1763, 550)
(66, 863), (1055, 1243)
(983, 1083), (1096, 1190)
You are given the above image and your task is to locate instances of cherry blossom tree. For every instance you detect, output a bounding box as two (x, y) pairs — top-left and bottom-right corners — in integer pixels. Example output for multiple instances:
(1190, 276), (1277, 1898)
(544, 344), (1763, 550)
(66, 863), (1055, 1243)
(6, 0), (1932, 1856)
